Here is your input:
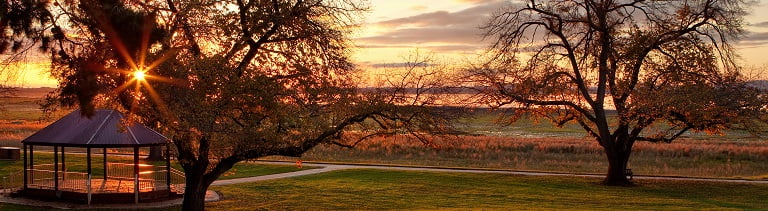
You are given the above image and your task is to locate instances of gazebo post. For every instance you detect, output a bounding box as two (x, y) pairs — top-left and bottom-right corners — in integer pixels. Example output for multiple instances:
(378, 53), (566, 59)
(165, 144), (171, 192)
(103, 147), (107, 180)
(23, 144), (27, 190)
(134, 146), (139, 204)
(29, 145), (33, 186)
(54, 146), (59, 194)
(61, 146), (65, 181)
(87, 147), (92, 205)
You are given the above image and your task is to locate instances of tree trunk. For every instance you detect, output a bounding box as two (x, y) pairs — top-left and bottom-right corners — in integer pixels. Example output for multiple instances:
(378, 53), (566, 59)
(602, 147), (633, 186)
(181, 166), (211, 211)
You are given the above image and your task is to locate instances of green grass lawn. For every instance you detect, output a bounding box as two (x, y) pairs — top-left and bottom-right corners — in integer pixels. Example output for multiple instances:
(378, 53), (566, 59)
(4, 168), (767, 210)
(208, 169), (768, 210)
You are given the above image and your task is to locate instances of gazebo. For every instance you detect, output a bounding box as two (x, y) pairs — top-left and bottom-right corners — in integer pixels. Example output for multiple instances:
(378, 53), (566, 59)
(17, 109), (183, 204)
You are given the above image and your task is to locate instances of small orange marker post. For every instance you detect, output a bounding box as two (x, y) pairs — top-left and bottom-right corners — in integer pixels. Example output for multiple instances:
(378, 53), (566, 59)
(295, 160), (303, 168)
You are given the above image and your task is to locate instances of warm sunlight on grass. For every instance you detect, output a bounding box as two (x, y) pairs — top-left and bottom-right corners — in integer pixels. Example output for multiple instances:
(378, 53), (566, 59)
(208, 169), (768, 210)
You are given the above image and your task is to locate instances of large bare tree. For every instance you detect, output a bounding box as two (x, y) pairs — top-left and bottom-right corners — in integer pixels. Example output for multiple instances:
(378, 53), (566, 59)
(470, 0), (767, 185)
(43, 0), (453, 210)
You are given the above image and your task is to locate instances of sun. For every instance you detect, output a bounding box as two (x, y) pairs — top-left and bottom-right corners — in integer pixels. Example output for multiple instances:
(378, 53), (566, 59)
(134, 69), (146, 81)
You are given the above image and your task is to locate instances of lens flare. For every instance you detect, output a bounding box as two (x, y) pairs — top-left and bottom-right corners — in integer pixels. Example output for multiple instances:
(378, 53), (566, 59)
(134, 69), (146, 81)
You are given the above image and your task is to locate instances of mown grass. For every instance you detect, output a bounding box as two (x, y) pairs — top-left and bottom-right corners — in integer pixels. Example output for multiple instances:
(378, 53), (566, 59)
(208, 169), (768, 210)
(6, 168), (768, 210)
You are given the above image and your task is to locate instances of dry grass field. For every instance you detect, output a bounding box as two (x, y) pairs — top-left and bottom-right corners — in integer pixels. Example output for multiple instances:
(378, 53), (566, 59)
(0, 120), (47, 146)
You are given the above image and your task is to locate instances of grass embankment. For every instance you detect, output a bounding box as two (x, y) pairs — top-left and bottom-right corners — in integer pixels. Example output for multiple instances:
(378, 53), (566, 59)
(282, 135), (768, 179)
(208, 169), (768, 210)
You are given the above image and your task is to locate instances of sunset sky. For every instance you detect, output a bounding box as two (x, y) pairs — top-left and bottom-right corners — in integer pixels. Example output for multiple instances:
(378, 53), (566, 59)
(8, 0), (768, 87)
(354, 0), (768, 67)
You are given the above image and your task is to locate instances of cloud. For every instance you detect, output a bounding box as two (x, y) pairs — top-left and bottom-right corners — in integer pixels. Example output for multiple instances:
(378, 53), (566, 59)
(454, 0), (499, 4)
(751, 21), (768, 28)
(356, 0), (513, 49)
(368, 62), (433, 68)
(743, 31), (768, 41)
(738, 41), (768, 49)
(376, 1), (506, 28)
(357, 27), (484, 44)
(410, 5), (428, 11)
(736, 31), (768, 48)
(358, 44), (482, 52)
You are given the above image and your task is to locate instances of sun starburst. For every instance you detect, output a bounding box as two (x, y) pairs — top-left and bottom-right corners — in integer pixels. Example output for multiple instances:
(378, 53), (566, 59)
(98, 19), (182, 121)
(134, 69), (146, 81)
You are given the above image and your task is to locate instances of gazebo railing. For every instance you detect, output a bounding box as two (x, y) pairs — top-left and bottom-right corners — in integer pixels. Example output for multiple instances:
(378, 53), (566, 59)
(170, 168), (185, 193)
(59, 171), (89, 191)
(105, 162), (167, 192)
(17, 163), (186, 194)
(26, 168), (89, 192)
(28, 168), (55, 188)
(106, 162), (163, 180)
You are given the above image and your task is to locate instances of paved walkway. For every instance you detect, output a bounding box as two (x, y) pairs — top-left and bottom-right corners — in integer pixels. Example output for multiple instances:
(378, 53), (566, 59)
(212, 164), (352, 186)
(2, 161), (767, 209)
(250, 161), (768, 184)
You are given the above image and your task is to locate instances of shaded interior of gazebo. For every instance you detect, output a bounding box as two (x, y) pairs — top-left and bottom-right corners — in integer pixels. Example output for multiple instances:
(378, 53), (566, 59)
(17, 109), (184, 204)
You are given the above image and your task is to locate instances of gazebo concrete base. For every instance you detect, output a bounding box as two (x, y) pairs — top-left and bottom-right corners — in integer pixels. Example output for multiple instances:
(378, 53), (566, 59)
(0, 190), (218, 209)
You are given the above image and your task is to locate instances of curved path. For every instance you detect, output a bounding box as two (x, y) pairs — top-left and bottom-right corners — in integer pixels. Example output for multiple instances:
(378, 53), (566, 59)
(225, 161), (768, 185)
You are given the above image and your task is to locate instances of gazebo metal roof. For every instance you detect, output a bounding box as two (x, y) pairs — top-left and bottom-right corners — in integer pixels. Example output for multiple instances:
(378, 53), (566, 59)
(21, 109), (169, 147)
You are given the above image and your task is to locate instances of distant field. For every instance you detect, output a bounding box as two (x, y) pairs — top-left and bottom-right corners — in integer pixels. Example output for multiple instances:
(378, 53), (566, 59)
(208, 169), (768, 210)
(0, 120), (47, 146)
(2, 92), (767, 179)
(0, 89), (70, 146)
(3, 88), (56, 98)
